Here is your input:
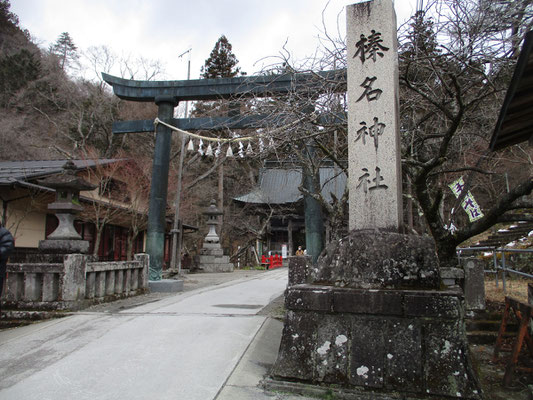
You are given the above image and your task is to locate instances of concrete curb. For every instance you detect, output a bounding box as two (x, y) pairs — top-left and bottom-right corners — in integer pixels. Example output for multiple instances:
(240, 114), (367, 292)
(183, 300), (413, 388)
(148, 279), (184, 292)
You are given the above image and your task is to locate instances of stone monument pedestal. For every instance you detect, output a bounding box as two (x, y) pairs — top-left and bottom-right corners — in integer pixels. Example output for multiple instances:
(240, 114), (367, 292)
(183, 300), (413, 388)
(268, 230), (481, 399)
(198, 242), (234, 273)
(271, 285), (480, 399)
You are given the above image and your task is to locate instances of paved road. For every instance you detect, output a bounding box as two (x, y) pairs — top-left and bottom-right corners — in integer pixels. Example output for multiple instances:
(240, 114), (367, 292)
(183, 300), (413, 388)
(0, 268), (288, 400)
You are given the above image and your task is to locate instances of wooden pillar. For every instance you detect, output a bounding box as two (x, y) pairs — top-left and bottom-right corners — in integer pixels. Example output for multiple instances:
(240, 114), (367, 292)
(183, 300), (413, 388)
(218, 164), (224, 235)
(288, 219), (294, 256)
(527, 283), (533, 335)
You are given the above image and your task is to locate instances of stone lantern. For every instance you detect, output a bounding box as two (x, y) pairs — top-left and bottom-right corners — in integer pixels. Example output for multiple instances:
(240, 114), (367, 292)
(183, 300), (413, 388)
(38, 160), (97, 254)
(203, 199), (222, 243)
(197, 199), (234, 272)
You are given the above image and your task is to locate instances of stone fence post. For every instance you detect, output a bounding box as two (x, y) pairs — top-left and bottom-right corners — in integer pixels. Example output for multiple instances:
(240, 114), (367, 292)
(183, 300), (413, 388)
(135, 253), (149, 290)
(288, 256), (312, 287)
(464, 258), (486, 311)
(61, 254), (87, 301)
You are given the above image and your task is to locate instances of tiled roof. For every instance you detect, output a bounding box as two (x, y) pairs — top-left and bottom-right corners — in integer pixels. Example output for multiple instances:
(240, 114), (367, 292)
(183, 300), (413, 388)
(0, 159), (121, 185)
(491, 31), (533, 150)
(234, 166), (347, 205)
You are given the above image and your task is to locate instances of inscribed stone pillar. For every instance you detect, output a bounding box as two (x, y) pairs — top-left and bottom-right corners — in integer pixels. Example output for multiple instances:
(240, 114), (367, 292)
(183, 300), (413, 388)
(347, 0), (402, 231)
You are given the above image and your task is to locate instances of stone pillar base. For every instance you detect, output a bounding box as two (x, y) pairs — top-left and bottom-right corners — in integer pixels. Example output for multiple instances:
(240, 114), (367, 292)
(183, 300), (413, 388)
(39, 239), (90, 254)
(271, 284), (481, 399)
(197, 254), (234, 272)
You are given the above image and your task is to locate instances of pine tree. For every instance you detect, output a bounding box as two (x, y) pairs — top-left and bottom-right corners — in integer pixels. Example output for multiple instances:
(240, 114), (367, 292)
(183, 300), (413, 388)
(49, 32), (79, 71)
(194, 35), (244, 116)
(200, 35), (241, 79)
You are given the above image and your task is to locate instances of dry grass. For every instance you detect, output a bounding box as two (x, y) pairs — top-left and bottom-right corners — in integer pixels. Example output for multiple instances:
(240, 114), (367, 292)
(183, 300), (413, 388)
(485, 277), (532, 305)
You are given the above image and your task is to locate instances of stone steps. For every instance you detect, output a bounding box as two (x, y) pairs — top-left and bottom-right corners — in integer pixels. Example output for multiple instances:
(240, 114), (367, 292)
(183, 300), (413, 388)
(467, 331), (499, 345)
(466, 319), (515, 332)
(474, 221), (533, 247)
(466, 314), (517, 345)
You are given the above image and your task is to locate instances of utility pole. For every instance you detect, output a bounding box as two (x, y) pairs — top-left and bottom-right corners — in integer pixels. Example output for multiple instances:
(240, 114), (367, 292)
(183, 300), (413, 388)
(170, 48), (192, 273)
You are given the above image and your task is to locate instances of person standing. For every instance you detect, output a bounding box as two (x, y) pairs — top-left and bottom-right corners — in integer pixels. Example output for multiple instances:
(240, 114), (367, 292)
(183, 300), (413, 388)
(0, 223), (14, 304)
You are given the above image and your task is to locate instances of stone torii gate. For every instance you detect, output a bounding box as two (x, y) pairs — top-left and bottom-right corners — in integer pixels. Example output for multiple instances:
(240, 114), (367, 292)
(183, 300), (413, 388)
(103, 70), (345, 281)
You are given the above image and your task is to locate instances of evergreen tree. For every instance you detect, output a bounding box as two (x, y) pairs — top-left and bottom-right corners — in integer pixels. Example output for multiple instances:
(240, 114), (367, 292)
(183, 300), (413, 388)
(200, 35), (241, 79)
(0, 0), (19, 32)
(193, 35), (247, 250)
(49, 32), (79, 71)
(194, 35), (244, 116)
(0, 49), (40, 106)
(0, 0), (33, 53)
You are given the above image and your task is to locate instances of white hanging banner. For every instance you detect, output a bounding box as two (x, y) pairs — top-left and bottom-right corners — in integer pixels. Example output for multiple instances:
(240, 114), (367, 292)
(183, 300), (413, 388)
(448, 177), (484, 222)
(187, 139), (194, 151)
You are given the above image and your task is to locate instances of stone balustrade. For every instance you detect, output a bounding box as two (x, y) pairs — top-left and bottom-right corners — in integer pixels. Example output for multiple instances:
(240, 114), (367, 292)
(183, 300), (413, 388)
(1, 253), (149, 311)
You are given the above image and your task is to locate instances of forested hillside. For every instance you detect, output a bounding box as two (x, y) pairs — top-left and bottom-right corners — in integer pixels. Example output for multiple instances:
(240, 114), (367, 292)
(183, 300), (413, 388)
(1, 5), (153, 160)
(0, 1), (265, 257)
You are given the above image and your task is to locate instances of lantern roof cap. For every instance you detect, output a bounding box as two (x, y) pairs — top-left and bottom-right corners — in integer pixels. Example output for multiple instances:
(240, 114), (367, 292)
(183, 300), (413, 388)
(203, 199), (223, 216)
(38, 160), (97, 191)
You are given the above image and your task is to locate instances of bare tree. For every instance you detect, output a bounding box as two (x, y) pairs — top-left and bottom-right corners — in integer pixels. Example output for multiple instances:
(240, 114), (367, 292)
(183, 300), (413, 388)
(82, 45), (164, 84)
(78, 152), (126, 258)
(398, 0), (533, 267)
(229, 0), (533, 267)
(227, 32), (349, 245)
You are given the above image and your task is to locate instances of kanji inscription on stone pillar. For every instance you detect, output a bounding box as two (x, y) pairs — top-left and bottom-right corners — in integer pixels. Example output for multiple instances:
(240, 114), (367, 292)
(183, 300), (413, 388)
(347, 0), (403, 231)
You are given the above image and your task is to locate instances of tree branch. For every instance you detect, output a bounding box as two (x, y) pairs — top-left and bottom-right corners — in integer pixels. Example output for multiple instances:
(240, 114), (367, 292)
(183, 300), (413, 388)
(455, 177), (533, 243)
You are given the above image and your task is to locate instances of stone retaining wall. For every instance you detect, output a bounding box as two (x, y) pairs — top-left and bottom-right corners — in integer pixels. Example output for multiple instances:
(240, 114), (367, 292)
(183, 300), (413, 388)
(1, 253), (149, 310)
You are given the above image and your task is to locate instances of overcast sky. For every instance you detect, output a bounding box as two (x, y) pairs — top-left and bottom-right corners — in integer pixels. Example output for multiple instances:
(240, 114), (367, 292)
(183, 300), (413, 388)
(11, 0), (419, 81)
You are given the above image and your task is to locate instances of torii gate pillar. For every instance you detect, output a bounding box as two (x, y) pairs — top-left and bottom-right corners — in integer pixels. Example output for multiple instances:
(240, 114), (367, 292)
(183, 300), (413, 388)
(147, 96), (177, 280)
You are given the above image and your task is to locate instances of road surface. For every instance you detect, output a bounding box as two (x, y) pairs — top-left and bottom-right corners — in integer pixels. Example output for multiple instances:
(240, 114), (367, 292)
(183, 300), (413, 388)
(0, 268), (288, 400)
